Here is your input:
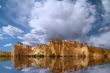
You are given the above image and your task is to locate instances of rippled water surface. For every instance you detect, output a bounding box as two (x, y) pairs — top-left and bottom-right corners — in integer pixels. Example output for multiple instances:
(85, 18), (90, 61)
(0, 57), (110, 73)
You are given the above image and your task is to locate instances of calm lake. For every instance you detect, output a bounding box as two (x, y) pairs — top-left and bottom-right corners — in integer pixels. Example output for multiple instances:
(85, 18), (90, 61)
(0, 57), (110, 73)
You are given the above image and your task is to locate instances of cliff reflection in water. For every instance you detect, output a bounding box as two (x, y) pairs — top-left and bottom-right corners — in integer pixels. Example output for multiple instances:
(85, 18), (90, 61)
(11, 57), (33, 70)
(1, 57), (110, 73)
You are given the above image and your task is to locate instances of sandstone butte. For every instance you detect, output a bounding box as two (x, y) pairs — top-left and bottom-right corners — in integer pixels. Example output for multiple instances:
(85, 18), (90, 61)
(10, 39), (110, 57)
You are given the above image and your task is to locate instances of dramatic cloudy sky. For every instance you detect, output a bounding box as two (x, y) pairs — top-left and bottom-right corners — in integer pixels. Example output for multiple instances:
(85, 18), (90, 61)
(0, 0), (110, 51)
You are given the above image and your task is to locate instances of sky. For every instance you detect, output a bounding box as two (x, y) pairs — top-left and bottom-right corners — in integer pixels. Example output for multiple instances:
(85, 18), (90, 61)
(0, 0), (110, 51)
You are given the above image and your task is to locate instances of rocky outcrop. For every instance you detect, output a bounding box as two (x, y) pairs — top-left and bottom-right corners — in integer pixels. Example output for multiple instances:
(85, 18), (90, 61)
(12, 42), (33, 56)
(45, 40), (89, 57)
(30, 40), (89, 57)
(12, 39), (110, 57)
(32, 44), (48, 56)
(88, 47), (107, 57)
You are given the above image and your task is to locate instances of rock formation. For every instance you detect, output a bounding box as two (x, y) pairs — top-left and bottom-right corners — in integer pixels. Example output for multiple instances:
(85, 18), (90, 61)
(12, 42), (33, 56)
(32, 39), (89, 57)
(12, 39), (110, 57)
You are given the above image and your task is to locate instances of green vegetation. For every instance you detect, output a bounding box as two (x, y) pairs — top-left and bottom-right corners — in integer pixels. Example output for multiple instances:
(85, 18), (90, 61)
(36, 54), (45, 57)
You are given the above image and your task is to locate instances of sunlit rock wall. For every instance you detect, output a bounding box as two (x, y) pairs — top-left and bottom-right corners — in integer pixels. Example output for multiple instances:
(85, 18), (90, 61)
(12, 42), (33, 56)
(34, 39), (89, 57)
(12, 39), (110, 57)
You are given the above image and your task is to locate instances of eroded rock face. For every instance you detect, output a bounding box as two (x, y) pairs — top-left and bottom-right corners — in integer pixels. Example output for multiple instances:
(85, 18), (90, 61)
(33, 39), (89, 57)
(33, 44), (47, 56)
(12, 42), (33, 56)
(12, 39), (110, 57)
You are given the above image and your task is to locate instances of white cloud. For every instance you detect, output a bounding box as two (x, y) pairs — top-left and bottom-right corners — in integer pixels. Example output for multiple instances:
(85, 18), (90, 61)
(18, 33), (38, 45)
(87, 0), (110, 48)
(12, 0), (97, 45)
(4, 66), (12, 70)
(88, 0), (110, 48)
(98, 25), (110, 33)
(2, 25), (24, 37)
(0, 34), (4, 39)
(0, 5), (2, 8)
(4, 43), (12, 47)
(6, 0), (110, 48)
(22, 66), (49, 73)
(18, 30), (46, 45)
(2, 0), (110, 48)
(102, 0), (110, 24)
(27, 0), (96, 44)
(88, 31), (110, 48)
(76, 64), (110, 73)
(4, 0), (97, 45)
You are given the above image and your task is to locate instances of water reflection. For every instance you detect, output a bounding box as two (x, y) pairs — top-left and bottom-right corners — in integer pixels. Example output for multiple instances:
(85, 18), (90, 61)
(12, 57), (33, 70)
(0, 57), (11, 62)
(0, 57), (110, 73)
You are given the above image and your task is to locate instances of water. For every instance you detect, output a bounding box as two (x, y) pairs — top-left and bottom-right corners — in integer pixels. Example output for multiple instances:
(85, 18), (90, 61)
(0, 57), (110, 73)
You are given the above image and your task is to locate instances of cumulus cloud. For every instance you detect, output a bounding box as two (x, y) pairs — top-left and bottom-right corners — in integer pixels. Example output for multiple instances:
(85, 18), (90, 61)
(23, 0), (96, 45)
(5, 0), (110, 48)
(4, 43), (12, 47)
(2, 25), (24, 37)
(16, 0), (97, 45)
